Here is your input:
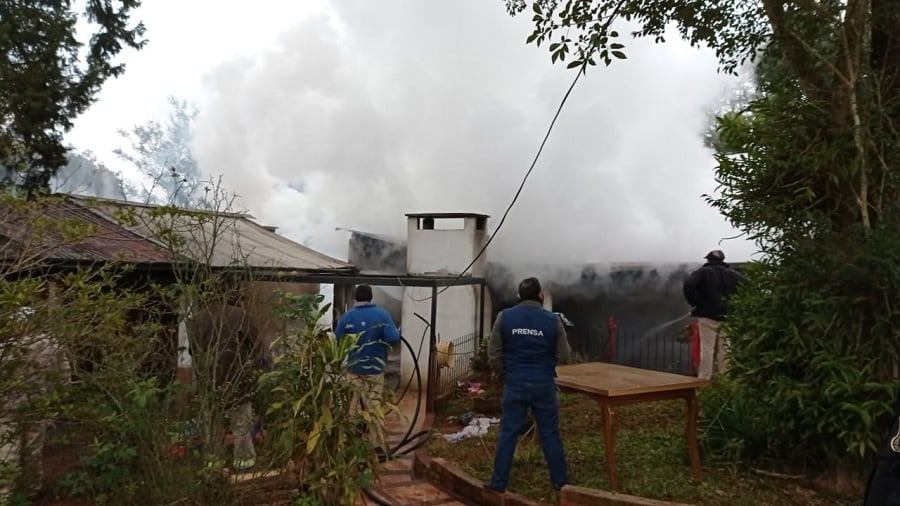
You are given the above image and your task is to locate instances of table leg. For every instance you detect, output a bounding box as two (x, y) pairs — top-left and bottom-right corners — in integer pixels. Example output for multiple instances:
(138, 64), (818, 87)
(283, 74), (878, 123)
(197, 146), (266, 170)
(685, 390), (703, 482)
(600, 399), (618, 490)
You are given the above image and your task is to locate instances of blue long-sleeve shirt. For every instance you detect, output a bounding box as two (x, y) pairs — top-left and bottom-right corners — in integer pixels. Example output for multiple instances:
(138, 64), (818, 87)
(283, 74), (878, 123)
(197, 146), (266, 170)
(334, 303), (400, 375)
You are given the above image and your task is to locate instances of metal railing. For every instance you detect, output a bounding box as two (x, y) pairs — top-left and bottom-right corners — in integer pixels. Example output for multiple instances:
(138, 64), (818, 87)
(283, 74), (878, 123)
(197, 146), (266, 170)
(428, 320), (697, 401)
(607, 330), (694, 375)
(569, 318), (696, 375)
(434, 332), (479, 398)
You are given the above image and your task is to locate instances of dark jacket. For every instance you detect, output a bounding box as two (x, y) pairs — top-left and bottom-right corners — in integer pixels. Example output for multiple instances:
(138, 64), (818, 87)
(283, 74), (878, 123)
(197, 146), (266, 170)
(682, 261), (744, 321)
(865, 390), (900, 505)
(487, 300), (571, 384)
(335, 302), (400, 375)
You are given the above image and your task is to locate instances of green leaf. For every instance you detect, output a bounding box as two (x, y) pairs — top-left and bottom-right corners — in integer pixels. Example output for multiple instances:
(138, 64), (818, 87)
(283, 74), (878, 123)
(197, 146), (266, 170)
(307, 420), (322, 454)
(841, 402), (872, 426)
(612, 51), (627, 59)
(567, 60), (582, 69)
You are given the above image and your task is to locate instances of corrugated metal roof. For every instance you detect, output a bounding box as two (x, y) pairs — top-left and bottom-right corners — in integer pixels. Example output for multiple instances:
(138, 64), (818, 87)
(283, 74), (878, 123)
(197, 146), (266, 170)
(67, 195), (355, 273)
(0, 197), (173, 265)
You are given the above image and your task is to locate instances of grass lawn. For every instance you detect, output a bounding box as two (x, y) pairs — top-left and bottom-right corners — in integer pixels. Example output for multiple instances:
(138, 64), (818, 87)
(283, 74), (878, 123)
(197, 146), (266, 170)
(427, 384), (859, 505)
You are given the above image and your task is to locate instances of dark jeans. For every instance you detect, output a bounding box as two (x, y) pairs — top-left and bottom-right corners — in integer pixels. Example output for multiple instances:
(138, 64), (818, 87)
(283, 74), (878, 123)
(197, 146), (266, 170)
(488, 381), (567, 491)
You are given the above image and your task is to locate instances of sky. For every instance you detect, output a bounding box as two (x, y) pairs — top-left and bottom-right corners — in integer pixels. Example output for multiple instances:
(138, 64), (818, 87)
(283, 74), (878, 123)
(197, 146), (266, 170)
(67, 0), (758, 267)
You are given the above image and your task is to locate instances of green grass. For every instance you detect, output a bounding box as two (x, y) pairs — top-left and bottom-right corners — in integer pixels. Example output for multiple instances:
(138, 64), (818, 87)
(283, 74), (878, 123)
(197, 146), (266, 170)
(428, 389), (858, 505)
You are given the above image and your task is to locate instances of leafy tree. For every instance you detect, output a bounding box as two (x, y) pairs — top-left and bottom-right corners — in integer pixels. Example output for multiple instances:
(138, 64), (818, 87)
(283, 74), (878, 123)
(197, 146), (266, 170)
(115, 96), (203, 207)
(506, 0), (900, 474)
(0, 0), (145, 192)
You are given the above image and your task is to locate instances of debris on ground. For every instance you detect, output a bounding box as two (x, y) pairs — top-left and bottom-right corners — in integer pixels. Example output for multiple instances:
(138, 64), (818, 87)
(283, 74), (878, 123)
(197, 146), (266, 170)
(442, 414), (499, 443)
(457, 381), (484, 396)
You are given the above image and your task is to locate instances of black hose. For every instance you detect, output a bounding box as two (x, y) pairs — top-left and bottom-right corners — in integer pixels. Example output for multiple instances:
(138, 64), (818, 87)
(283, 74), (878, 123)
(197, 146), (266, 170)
(362, 332), (432, 505)
(363, 487), (395, 506)
(384, 332), (430, 460)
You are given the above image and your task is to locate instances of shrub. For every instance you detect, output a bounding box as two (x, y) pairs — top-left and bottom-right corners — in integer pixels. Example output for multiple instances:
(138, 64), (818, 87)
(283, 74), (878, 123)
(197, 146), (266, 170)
(258, 293), (398, 504)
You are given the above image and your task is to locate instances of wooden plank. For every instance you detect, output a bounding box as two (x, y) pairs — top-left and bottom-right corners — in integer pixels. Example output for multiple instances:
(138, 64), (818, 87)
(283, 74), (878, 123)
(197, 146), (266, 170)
(423, 499), (468, 506)
(555, 363), (709, 397)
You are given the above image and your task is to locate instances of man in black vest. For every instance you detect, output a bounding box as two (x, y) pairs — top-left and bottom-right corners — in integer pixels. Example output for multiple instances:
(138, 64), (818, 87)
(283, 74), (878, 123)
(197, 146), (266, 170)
(485, 277), (571, 493)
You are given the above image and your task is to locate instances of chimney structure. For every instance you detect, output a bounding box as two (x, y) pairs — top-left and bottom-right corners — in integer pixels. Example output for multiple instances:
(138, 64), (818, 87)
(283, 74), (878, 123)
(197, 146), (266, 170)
(400, 213), (490, 395)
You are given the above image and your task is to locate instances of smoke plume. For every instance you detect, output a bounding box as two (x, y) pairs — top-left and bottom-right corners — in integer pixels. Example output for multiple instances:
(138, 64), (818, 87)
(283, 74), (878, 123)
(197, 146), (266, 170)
(192, 1), (756, 266)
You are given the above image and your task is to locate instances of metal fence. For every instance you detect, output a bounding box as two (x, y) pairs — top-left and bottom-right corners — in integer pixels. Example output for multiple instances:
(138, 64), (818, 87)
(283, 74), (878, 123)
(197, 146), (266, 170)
(608, 330), (694, 375)
(429, 321), (696, 400)
(434, 332), (479, 398)
(570, 319), (696, 375)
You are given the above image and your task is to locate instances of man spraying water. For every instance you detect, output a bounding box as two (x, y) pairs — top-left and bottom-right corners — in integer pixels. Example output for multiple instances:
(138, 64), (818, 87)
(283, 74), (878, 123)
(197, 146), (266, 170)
(682, 250), (744, 379)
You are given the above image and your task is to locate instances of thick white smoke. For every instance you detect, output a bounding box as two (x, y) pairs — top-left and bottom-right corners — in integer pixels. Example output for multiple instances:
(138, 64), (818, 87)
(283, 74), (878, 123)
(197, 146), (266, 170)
(192, 1), (756, 266)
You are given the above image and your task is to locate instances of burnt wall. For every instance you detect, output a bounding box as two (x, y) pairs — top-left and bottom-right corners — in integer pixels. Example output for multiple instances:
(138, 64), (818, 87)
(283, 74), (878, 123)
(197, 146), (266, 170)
(347, 232), (407, 325)
(486, 262), (695, 370)
(348, 232), (407, 275)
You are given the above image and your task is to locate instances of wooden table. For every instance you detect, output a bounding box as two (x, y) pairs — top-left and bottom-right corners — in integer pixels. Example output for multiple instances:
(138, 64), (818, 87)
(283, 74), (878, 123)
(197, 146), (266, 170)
(555, 362), (710, 490)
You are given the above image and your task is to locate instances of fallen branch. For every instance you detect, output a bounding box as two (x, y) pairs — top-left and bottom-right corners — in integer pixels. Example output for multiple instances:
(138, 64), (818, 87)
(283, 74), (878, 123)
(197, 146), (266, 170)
(751, 467), (810, 480)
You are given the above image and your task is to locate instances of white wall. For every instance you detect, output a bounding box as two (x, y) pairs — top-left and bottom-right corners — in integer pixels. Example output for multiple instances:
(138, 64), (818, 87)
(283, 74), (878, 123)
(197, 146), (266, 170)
(400, 215), (488, 392)
(405, 217), (487, 275)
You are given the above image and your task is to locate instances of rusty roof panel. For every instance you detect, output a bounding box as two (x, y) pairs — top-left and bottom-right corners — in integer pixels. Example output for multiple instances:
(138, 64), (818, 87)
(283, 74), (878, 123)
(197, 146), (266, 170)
(0, 197), (173, 266)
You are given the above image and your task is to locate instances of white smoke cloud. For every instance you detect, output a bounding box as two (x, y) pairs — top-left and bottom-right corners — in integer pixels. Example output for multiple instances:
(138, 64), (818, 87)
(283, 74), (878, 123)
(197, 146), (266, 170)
(192, 0), (757, 266)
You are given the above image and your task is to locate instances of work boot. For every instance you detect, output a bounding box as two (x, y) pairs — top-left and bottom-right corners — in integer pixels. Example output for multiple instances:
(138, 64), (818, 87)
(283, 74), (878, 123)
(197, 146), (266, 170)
(483, 482), (505, 493)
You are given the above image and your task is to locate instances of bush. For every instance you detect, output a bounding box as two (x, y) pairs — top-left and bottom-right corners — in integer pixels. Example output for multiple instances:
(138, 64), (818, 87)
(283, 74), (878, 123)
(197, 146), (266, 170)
(708, 253), (900, 469)
(699, 377), (772, 474)
(470, 336), (490, 373)
(258, 293), (397, 505)
(0, 192), (408, 504)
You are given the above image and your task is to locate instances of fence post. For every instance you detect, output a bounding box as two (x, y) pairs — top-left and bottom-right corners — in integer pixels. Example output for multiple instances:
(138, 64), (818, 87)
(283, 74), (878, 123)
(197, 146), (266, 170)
(478, 281), (486, 350)
(427, 284), (439, 414)
(689, 320), (701, 376)
(607, 316), (617, 361)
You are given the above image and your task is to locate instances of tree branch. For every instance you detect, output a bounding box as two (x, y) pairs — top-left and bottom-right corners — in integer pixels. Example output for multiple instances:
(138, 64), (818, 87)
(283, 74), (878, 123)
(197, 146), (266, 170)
(835, 0), (871, 229)
(762, 0), (828, 103)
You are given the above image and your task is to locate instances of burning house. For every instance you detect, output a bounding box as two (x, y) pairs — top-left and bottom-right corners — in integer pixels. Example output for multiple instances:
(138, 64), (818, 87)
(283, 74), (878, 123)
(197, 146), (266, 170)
(346, 216), (712, 376)
(487, 262), (698, 373)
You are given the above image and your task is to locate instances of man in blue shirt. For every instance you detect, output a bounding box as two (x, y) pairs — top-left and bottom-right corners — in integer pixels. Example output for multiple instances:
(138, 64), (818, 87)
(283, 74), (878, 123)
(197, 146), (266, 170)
(486, 277), (571, 494)
(334, 285), (400, 443)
